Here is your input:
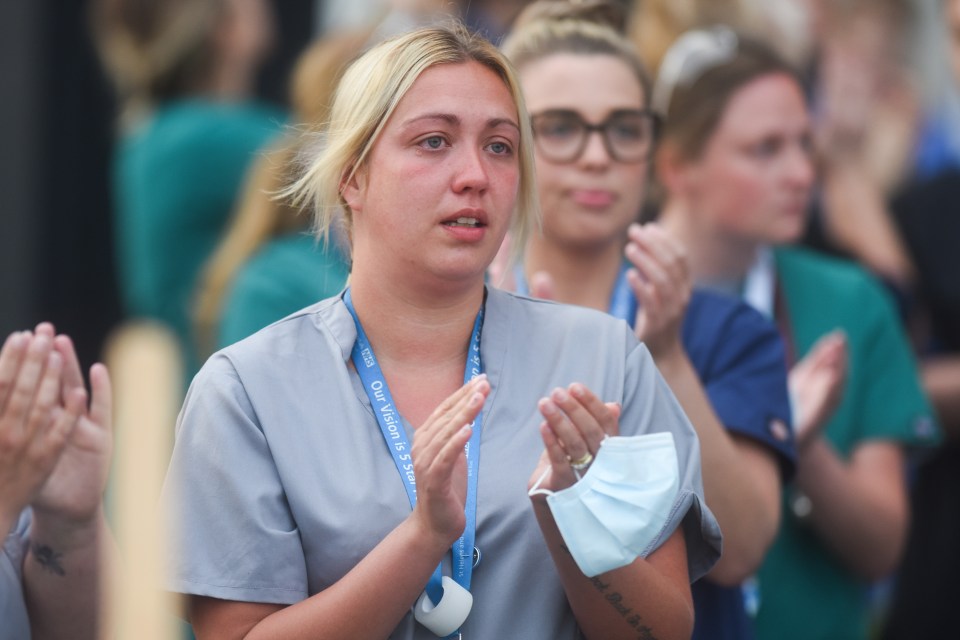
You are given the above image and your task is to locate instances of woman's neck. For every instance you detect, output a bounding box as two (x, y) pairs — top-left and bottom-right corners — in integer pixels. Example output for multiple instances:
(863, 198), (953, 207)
(348, 264), (485, 371)
(525, 235), (625, 312)
(659, 199), (760, 284)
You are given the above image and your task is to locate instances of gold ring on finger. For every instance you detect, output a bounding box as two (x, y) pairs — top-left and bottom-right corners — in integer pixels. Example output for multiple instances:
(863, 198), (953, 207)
(569, 452), (593, 470)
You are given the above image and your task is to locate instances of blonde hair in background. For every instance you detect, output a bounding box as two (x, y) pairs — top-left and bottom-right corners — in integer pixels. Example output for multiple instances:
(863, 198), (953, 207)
(91, 0), (223, 124)
(502, 0), (652, 100)
(193, 28), (373, 357)
(282, 22), (539, 261)
(627, 0), (806, 74)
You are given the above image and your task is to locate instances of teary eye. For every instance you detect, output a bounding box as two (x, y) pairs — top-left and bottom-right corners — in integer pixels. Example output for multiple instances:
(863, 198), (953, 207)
(487, 141), (512, 155)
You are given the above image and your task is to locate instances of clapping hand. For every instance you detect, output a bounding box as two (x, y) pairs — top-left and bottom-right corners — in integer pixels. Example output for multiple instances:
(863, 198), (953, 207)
(0, 328), (86, 535)
(624, 223), (691, 359)
(528, 383), (620, 496)
(409, 376), (489, 546)
(789, 331), (848, 450)
(31, 324), (113, 528)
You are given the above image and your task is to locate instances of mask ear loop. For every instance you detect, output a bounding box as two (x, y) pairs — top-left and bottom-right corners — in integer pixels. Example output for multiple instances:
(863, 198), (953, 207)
(528, 467), (555, 497)
(528, 459), (589, 498)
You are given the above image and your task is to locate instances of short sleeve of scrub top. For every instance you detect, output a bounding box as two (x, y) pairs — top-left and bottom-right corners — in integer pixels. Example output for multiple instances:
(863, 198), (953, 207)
(683, 289), (796, 480)
(162, 288), (721, 639)
(1, 510), (32, 640)
(851, 272), (939, 445)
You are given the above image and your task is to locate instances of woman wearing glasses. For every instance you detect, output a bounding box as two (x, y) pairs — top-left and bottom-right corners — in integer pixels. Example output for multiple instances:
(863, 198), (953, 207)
(653, 27), (937, 640)
(501, 3), (794, 639)
(162, 22), (720, 640)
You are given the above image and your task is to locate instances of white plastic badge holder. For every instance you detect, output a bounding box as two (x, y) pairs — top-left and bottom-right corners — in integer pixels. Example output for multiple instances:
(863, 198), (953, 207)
(414, 576), (473, 637)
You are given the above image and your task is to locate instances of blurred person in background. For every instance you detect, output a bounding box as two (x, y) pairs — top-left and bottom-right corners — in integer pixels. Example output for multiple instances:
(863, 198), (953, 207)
(652, 27), (938, 640)
(880, 1), (960, 637)
(501, 3), (795, 638)
(629, 0), (924, 308)
(1, 324), (113, 640)
(193, 29), (371, 355)
(804, 0), (922, 303)
(626, 0), (817, 79)
(911, 0), (960, 180)
(91, 0), (286, 380)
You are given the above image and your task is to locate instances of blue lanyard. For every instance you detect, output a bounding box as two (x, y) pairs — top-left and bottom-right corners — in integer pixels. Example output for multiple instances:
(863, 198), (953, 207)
(514, 263), (638, 327)
(343, 288), (484, 609)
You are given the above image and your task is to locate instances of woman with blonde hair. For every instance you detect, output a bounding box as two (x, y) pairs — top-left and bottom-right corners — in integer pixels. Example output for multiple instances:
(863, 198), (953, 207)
(501, 2), (794, 638)
(92, 0), (285, 377)
(162, 22), (719, 640)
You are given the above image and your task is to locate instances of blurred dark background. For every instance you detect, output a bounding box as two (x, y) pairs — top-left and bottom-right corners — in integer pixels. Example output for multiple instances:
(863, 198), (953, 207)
(0, 0), (315, 368)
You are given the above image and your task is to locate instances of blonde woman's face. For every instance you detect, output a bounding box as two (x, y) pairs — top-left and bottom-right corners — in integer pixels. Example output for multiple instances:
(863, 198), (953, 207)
(343, 61), (521, 285)
(679, 73), (814, 246)
(520, 54), (649, 252)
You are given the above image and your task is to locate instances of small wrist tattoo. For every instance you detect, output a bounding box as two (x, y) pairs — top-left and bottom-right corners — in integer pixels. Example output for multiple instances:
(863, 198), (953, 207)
(31, 543), (66, 576)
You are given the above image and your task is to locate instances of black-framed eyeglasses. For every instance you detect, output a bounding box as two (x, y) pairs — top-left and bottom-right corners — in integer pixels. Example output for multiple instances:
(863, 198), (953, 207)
(530, 109), (660, 164)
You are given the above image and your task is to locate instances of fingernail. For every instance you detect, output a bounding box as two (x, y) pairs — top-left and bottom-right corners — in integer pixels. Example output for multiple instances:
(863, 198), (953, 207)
(540, 399), (557, 415)
(570, 383), (584, 398)
(552, 388), (569, 402)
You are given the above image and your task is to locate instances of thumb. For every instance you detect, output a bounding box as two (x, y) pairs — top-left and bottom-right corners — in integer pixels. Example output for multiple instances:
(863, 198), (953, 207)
(88, 363), (113, 431)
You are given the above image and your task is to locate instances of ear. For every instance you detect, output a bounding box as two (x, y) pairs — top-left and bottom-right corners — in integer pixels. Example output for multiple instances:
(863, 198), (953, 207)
(339, 164), (367, 214)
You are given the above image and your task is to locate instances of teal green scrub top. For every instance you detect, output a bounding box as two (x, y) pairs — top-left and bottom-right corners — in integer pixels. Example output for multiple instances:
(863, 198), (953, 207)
(753, 246), (938, 640)
(113, 99), (286, 377)
(218, 233), (350, 349)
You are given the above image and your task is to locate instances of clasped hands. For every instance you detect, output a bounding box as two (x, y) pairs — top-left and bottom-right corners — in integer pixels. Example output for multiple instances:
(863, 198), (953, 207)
(406, 375), (619, 547)
(0, 323), (112, 540)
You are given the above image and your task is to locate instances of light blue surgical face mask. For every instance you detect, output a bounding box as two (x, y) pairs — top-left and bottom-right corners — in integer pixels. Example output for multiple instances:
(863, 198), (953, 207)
(529, 432), (680, 577)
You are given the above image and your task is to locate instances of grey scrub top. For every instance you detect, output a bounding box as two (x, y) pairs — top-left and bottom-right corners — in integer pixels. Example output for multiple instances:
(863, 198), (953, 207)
(163, 287), (721, 639)
(1, 510), (31, 640)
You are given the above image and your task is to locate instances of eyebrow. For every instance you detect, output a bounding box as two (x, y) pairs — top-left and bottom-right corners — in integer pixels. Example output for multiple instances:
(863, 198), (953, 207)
(401, 113), (520, 132)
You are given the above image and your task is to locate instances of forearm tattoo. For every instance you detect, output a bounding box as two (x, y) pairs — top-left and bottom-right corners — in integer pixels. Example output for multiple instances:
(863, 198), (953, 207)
(560, 544), (659, 640)
(31, 543), (66, 576)
(589, 576), (659, 640)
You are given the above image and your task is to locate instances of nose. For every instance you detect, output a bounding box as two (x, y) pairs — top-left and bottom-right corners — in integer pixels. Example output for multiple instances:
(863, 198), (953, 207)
(578, 129), (612, 169)
(785, 143), (814, 191)
(451, 146), (490, 194)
